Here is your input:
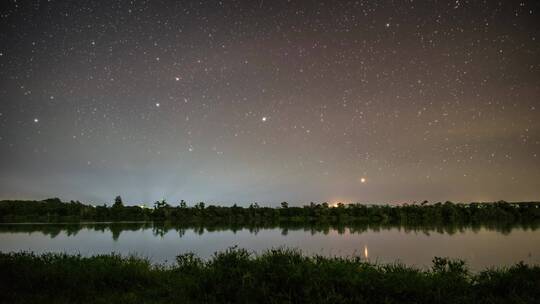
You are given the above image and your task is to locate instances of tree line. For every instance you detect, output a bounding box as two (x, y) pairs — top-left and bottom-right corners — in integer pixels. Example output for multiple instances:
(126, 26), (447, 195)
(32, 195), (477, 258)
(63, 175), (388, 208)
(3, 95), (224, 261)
(1, 197), (539, 226)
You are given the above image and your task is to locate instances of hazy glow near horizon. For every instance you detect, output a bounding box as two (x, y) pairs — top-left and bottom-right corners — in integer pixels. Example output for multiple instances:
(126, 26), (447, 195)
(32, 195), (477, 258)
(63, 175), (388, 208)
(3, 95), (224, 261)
(0, 0), (539, 205)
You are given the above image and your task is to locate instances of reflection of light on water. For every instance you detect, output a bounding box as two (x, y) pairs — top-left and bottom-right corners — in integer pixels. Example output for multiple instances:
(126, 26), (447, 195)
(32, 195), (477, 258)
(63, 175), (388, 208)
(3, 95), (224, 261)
(364, 245), (369, 259)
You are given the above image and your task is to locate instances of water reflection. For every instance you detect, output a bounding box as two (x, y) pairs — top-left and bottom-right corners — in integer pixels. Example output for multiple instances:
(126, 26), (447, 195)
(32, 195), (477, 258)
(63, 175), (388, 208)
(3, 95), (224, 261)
(0, 221), (538, 240)
(1, 221), (539, 270)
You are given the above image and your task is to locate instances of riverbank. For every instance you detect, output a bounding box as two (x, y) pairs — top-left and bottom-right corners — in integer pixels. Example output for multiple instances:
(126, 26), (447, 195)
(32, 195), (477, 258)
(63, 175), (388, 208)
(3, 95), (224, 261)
(2, 199), (540, 227)
(1, 248), (539, 303)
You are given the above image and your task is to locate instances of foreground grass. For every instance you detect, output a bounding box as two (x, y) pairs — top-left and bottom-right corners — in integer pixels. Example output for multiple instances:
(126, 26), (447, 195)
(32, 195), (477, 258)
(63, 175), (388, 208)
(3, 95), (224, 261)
(1, 249), (539, 304)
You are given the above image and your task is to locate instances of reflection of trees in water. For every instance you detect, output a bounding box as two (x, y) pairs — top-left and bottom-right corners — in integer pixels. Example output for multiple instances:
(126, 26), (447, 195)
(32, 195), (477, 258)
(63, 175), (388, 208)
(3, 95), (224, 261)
(177, 228), (186, 238)
(248, 227), (260, 235)
(1, 220), (538, 241)
(152, 226), (167, 238)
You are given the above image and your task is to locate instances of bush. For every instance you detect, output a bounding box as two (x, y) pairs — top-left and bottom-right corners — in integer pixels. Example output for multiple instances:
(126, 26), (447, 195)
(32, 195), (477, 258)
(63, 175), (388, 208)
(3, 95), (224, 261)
(1, 249), (539, 303)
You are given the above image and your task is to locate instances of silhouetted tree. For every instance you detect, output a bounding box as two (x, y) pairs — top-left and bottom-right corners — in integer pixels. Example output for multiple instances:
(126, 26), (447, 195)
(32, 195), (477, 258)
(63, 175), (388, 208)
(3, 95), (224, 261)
(113, 196), (124, 208)
(154, 200), (170, 209)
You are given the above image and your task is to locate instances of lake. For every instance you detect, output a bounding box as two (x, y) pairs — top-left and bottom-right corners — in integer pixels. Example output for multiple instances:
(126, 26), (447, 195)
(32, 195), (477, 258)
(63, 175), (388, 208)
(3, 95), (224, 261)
(1, 222), (539, 271)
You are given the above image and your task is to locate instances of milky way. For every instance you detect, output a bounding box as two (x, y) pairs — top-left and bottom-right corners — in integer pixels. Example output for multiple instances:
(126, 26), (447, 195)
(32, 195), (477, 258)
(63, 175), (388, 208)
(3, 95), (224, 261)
(0, 1), (539, 205)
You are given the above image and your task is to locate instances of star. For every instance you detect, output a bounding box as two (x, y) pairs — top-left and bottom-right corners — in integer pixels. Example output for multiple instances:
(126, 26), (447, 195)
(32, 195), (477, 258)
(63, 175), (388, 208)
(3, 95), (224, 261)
(0, 0), (537, 205)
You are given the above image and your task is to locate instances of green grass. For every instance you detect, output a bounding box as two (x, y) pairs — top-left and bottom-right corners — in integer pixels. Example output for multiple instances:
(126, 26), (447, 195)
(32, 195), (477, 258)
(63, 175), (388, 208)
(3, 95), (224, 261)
(1, 248), (539, 303)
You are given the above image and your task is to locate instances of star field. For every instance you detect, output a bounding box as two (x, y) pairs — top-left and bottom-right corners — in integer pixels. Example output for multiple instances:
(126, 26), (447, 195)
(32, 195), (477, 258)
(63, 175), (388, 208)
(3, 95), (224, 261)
(0, 0), (539, 205)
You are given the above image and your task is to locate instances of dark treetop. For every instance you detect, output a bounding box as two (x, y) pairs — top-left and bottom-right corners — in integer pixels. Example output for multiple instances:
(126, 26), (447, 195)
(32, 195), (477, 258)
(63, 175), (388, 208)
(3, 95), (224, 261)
(1, 198), (539, 228)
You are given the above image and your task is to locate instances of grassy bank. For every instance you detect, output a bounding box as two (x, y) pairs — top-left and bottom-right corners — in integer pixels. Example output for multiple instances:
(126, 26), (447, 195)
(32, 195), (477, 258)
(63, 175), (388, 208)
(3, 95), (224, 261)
(1, 248), (539, 303)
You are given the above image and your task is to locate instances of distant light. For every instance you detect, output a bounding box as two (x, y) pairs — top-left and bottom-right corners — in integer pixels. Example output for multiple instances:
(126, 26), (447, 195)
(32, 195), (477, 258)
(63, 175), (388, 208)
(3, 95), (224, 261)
(33, 118), (39, 123)
(175, 76), (180, 81)
(155, 103), (160, 107)
(360, 177), (367, 183)
(261, 116), (267, 122)
(385, 23), (390, 28)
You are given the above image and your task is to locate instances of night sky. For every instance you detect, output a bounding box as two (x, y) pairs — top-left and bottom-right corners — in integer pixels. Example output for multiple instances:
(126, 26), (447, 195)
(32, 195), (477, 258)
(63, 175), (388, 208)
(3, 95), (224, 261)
(0, 0), (539, 206)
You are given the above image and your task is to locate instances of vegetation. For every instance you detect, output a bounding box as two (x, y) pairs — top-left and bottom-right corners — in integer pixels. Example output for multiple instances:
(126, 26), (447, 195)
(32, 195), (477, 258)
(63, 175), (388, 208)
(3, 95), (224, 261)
(2, 199), (539, 302)
(1, 198), (539, 227)
(1, 248), (538, 303)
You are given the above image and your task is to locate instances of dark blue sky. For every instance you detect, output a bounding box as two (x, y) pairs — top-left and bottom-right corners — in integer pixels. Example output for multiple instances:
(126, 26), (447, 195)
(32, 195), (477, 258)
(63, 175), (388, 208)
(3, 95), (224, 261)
(0, 0), (539, 206)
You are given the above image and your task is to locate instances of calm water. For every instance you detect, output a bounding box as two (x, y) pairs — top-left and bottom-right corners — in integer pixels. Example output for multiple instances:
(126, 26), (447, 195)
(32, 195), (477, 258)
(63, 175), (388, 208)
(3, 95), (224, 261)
(1, 222), (539, 270)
